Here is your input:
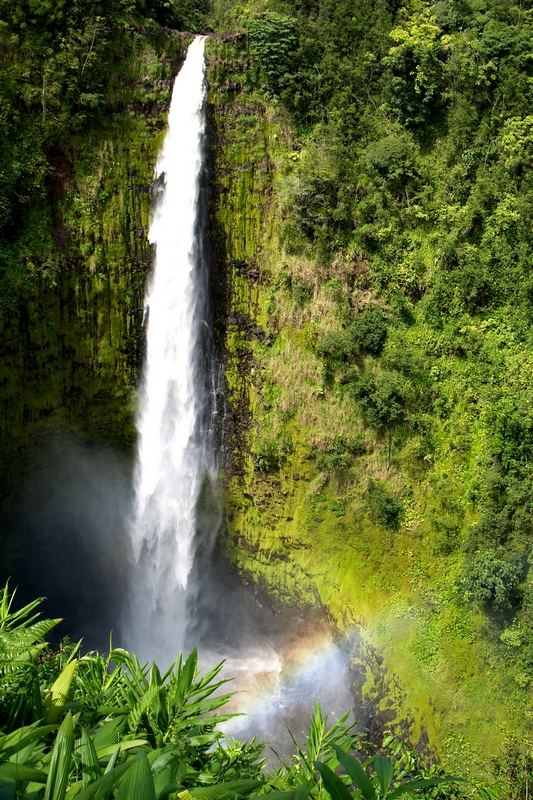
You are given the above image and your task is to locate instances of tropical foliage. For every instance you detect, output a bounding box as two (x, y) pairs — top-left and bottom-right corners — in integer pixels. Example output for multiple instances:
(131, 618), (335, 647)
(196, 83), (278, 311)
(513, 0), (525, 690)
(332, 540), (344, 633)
(0, 0), (531, 795)
(207, 0), (531, 790)
(228, 0), (533, 622)
(0, 585), (464, 799)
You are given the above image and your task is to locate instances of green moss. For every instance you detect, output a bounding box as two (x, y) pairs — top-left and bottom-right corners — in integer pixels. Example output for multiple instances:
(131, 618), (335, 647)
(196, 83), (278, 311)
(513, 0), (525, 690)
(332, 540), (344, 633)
(207, 35), (531, 795)
(0, 34), (184, 449)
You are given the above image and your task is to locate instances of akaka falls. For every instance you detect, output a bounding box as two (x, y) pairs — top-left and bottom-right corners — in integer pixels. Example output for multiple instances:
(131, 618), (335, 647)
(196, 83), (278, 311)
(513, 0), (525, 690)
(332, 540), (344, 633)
(1, 3), (529, 789)
(121, 36), (355, 749)
(123, 36), (212, 664)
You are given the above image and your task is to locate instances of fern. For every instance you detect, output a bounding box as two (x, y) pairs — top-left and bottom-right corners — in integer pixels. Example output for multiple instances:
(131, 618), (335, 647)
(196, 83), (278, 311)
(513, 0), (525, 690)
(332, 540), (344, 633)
(0, 585), (62, 727)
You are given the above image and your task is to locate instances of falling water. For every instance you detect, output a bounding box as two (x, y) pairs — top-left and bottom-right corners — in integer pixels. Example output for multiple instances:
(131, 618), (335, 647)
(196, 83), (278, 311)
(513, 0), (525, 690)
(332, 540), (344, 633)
(123, 37), (210, 663)
(121, 35), (357, 745)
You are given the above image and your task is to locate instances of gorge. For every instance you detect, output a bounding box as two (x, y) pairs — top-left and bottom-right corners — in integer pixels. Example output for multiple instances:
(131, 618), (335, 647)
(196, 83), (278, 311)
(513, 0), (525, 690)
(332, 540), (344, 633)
(0, 1), (531, 797)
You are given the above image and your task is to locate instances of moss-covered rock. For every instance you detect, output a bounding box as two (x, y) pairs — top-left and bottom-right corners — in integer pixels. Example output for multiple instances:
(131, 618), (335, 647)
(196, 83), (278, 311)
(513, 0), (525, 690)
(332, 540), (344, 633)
(0, 29), (188, 583)
(0, 31), (187, 449)
(206, 35), (531, 794)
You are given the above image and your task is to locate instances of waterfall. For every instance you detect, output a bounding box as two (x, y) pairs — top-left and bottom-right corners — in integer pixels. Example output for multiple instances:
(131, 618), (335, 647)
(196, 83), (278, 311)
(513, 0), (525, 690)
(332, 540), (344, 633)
(119, 39), (355, 749)
(123, 36), (211, 664)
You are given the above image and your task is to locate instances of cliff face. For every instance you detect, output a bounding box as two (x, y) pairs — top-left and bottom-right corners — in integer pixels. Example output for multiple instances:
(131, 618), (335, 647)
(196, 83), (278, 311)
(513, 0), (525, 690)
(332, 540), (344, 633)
(205, 36), (530, 790)
(0, 33), (186, 449)
(206, 38), (274, 472)
(0, 30), (187, 580)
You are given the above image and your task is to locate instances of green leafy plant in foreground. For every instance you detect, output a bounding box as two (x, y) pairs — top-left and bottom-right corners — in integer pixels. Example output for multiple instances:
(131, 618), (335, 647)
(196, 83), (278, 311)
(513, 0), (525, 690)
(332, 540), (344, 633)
(254, 711), (461, 799)
(0, 585), (264, 798)
(315, 744), (460, 800)
(0, 585), (467, 798)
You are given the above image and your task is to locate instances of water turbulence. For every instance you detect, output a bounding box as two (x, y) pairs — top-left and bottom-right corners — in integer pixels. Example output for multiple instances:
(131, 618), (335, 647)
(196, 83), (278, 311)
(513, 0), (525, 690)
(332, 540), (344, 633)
(123, 36), (211, 664)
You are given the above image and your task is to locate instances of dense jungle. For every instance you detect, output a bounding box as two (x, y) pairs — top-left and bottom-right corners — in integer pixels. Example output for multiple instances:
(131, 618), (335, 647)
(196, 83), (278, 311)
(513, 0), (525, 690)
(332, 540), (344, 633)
(0, 0), (531, 797)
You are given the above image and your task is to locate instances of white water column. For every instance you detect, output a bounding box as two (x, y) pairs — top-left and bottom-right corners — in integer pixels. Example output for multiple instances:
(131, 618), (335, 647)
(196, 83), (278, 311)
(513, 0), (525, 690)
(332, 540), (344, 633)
(124, 37), (209, 663)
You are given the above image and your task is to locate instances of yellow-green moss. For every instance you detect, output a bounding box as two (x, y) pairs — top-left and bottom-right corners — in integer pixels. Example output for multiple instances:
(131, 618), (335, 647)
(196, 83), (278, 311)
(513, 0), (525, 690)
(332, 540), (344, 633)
(0, 35), (185, 448)
(207, 37), (532, 796)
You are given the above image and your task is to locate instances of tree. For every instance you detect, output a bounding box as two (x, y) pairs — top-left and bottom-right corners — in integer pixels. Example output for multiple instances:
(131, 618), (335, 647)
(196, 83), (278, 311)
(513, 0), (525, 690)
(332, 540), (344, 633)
(463, 549), (526, 612)
(354, 369), (409, 434)
(248, 12), (298, 96)
(366, 479), (402, 529)
(383, 9), (447, 128)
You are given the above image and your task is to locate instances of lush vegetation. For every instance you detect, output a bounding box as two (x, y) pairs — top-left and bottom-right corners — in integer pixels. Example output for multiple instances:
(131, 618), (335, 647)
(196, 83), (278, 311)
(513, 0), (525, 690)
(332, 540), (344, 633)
(0, 0), (195, 311)
(216, 0), (532, 610)
(0, 585), (464, 799)
(0, 0), (531, 796)
(206, 0), (532, 793)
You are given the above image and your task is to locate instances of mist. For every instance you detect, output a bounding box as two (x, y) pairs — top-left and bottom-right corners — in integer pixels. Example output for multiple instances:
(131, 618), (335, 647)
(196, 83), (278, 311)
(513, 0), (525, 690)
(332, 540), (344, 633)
(8, 428), (133, 650)
(1, 424), (379, 759)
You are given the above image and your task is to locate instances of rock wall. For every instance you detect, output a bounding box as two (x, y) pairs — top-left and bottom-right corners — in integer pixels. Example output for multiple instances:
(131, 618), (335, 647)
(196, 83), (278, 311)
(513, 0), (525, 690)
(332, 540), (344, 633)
(0, 31), (186, 575)
(0, 32), (187, 449)
(205, 36), (529, 791)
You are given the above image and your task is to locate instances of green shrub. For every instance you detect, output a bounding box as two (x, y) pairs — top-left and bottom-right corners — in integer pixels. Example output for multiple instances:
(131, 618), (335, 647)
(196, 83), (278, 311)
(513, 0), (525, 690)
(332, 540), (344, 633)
(383, 9), (447, 129)
(315, 435), (366, 475)
(256, 434), (292, 473)
(248, 12), (298, 96)
(316, 329), (357, 365)
(316, 308), (388, 378)
(462, 549), (526, 611)
(350, 307), (389, 355)
(364, 133), (419, 194)
(280, 123), (355, 258)
(366, 480), (402, 529)
(353, 369), (409, 433)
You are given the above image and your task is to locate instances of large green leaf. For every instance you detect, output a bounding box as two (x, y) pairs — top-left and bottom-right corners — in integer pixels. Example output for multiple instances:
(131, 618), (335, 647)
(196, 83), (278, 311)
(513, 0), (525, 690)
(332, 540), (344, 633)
(174, 651), (198, 705)
(79, 728), (101, 788)
(44, 712), (75, 800)
(148, 744), (186, 798)
(116, 754), (155, 800)
(89, 719), (125, 753)
(0, 763), (47, 782)
(315, 763), (353, 800)
(65, 780), (84, 799)
(46, 660), (78, 723)
(173, 693), (235, 721)
(0, 723), (56, 760)
(103, 746), (121, 775)
(332, 745), (376, 800)
(73, 758), (132, 800)
(95, 739), (149, 760)
(373, 756), (393, 795)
